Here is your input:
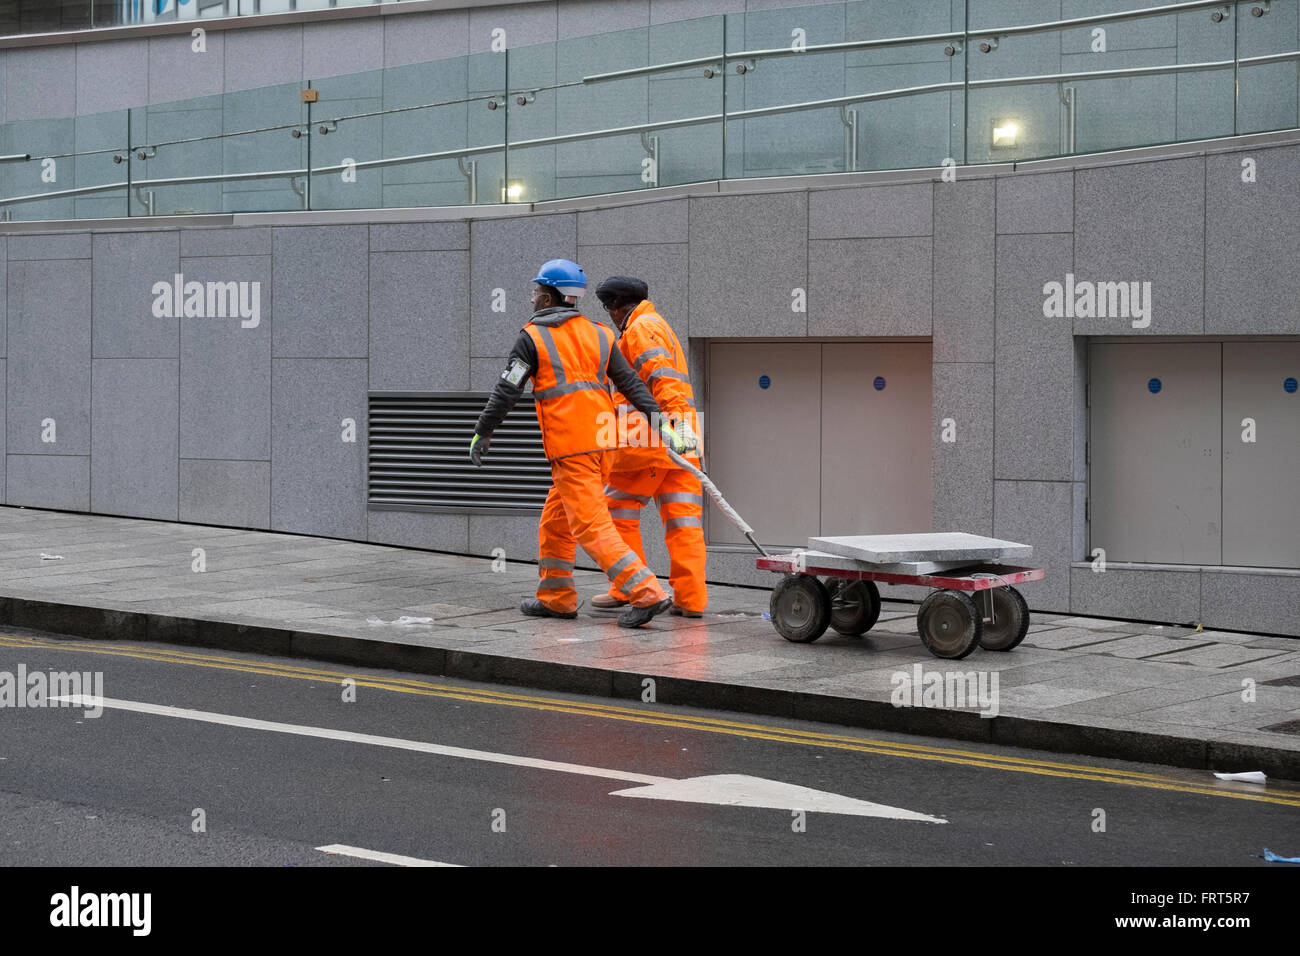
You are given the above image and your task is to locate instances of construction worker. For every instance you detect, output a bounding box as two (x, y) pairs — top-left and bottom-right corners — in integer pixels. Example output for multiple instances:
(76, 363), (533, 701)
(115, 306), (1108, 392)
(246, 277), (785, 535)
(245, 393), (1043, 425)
(469, 259), (696, 629)
(591, 276), (707, 618)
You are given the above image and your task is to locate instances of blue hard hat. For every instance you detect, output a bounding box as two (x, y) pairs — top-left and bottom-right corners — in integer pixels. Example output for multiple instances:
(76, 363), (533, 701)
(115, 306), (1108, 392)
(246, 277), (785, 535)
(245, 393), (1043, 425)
(532, 258), (587, 298)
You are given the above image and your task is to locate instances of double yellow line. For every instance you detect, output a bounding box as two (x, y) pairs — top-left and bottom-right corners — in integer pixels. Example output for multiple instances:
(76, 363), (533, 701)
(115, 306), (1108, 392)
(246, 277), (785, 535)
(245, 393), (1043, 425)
(2, 630), (1297, 808)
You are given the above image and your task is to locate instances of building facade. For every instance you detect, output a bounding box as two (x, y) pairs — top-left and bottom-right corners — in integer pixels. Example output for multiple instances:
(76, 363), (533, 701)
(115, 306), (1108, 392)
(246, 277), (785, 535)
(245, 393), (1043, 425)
(2, 0), (1298, 635)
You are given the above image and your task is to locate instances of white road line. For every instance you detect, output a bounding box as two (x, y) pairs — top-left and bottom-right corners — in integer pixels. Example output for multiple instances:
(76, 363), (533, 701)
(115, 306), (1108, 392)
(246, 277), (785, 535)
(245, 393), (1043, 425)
(317, 844), (462, 867)
(53, 695), (945, 822)
(53, 695), (670, 786)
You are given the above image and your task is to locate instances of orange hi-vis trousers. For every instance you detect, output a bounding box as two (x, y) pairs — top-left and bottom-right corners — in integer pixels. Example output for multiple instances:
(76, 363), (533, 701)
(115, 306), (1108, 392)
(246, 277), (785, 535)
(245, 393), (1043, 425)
(536, 451), (668, 614)
(602, 463), (707, 613)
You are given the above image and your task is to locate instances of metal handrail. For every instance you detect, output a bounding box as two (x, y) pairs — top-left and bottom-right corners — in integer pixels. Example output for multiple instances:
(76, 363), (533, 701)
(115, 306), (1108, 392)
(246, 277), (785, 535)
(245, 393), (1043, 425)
(975, 0), (1236, 40)
(583, 0), (1240, 85)
(6, 46), (1298, 208)
(581, 32), (970, 85)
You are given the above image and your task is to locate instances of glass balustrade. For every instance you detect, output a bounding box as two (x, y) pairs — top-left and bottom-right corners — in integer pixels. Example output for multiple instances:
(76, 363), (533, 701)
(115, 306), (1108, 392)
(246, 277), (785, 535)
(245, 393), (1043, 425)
(1, 0), (1297, 222)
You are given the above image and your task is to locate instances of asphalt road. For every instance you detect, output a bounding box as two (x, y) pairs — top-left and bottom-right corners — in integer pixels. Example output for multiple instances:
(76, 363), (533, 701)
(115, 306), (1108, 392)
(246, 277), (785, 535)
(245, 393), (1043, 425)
(1, 625), (1296, 868)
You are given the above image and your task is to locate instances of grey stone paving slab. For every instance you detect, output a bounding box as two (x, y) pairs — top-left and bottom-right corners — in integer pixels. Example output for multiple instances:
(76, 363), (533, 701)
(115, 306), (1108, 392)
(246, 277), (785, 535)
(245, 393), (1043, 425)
(1083, 635), (1217, 660)
(1060, 684), (1248, 718)
(799, 669), (918, 694)
(1022, 627), (1141, 650)
(9, 575), (120, 588)
(1139, 692), (1295, 729)
(1121, 623), (1203, 640)
(1245, 638), (1300, 651)
(1049, 616), (1139, 630)
(1253, 652), (1300, 669)
(995, 658), (1167, 690)
(808, 532), (1034, 563)
(846, 632), (916, 650)
(7, 563), (177, 581)
(64, 587), (225, 605)
(1181, 629), (1274, 645)
(742, 663), (912, 686)
(1228, 711), (1300, 733)
(650, 654), (813, 679)
(998, 684), (1118, 709)
(1155, 644), (1293, 668)
(870, 616), (922, 636)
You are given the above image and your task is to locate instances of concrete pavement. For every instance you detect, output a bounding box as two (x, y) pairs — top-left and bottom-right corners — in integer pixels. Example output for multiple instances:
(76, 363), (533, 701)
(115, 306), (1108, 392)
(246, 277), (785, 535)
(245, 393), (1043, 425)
(1, 505), (1297, 779)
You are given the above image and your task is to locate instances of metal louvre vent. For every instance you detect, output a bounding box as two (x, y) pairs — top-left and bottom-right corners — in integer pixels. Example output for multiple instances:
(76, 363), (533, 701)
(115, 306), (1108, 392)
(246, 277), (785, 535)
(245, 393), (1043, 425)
(368, 392), (550, 514)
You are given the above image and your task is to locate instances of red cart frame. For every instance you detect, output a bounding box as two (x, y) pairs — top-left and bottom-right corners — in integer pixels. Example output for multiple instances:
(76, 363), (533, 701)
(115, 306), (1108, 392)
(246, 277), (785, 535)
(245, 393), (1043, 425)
(758, 553), (1046, 659)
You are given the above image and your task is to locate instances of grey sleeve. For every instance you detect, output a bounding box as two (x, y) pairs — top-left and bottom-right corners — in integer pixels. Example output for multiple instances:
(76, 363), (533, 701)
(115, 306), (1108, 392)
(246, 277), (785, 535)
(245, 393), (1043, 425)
(473, 332), (539, 436)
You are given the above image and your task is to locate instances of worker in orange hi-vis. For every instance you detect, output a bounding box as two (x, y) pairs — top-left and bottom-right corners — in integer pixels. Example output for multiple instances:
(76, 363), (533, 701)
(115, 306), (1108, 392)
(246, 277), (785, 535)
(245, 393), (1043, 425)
(590, 276), (707, 618)
(469, 259), (698, 629)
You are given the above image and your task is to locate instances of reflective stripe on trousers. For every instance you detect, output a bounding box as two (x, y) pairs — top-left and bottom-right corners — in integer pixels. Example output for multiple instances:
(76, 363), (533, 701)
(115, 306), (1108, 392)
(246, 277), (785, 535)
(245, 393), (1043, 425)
(535, 451), (666, 612)
(599, 465), (707, 612)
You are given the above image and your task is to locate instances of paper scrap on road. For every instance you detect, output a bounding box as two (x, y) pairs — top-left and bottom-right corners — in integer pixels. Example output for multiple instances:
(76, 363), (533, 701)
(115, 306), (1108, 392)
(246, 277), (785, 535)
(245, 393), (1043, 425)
(366, 616), (434, 627)
(1214, 771), (1266, 783)
(1263, 848), (1300, 864)
(40, 553), (64, 561)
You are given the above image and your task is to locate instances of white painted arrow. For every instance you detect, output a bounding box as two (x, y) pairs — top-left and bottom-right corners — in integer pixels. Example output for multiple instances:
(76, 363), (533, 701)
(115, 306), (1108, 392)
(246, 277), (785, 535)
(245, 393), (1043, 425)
(612, 775), (944, 822)
(54, 695), (945, 823)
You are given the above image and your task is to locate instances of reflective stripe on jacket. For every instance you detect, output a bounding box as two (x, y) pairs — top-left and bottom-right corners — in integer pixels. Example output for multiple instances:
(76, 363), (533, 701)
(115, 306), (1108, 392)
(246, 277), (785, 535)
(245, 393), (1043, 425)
(523, 311), (616, 460)
(608, 300), (700, 471)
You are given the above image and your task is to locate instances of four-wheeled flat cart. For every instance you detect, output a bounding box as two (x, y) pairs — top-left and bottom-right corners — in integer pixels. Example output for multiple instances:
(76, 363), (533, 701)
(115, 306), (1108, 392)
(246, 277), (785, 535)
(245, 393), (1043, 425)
(757, 533), (1045, 659)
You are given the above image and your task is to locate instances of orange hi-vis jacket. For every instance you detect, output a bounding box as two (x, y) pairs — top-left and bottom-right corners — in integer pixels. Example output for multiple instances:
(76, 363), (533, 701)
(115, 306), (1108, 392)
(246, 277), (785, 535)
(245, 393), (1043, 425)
(608, 300), (699, 472)
(523, 311), (617, 461)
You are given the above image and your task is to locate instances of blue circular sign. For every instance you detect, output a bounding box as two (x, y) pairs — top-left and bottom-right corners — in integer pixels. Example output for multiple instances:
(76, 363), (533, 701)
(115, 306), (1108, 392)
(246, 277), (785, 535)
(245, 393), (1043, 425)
(873, 376), (886, 391)
(1285, 377), (1298, 394)
(1148, 378), (1162, 394)
(759, 375), (770, 390)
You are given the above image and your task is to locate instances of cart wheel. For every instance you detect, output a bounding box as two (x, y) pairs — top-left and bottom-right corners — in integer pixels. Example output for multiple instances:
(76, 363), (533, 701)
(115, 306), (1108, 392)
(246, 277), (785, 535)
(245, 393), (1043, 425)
(916, 589), (983, 659)
(825, 578), (881, 637)
(978, 586), (1030, 651)
(770, 575), (832, 643)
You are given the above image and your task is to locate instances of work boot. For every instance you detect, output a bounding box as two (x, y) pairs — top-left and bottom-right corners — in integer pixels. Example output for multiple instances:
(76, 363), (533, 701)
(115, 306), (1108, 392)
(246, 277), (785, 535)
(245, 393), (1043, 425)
(669, 604), (703, 618)
(520, 598), (579, 620)
(618, 597), (674, 629)
(591, 593), (628, 610)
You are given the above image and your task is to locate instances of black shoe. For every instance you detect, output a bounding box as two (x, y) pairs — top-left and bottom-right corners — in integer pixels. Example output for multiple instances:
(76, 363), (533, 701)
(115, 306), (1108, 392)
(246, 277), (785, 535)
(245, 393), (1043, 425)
(618, 597), (674, 629)
(669, 604), (703, 618)
(520, 598), (579, 619)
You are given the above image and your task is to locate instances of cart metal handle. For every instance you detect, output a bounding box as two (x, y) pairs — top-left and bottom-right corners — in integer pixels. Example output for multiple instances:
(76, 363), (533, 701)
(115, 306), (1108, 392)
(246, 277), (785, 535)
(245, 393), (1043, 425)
(665, 448), (770, 557)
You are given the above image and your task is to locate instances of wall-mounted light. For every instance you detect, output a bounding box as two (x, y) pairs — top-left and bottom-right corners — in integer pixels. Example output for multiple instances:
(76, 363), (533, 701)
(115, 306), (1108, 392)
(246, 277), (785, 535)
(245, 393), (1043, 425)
(991, 119), (1019, 149)
(502, 181), (524, 201)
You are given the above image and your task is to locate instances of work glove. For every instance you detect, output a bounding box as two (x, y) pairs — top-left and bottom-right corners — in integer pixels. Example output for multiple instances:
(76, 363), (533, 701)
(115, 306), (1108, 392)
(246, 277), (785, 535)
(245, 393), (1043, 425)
(675, 418), (701, 454)
(658, 418), (699, 456)
(469, 433), (491, 466)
